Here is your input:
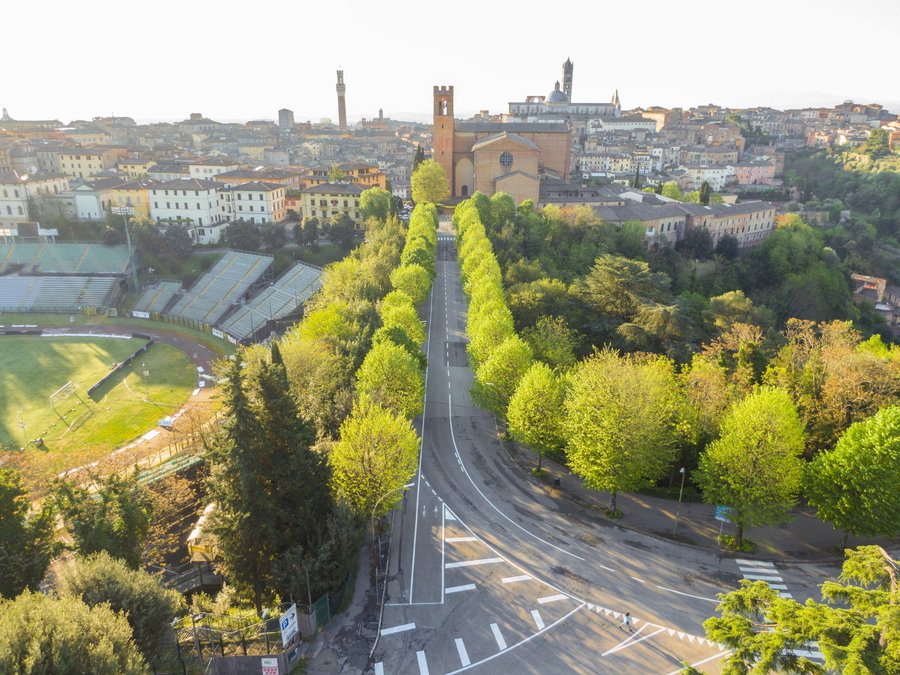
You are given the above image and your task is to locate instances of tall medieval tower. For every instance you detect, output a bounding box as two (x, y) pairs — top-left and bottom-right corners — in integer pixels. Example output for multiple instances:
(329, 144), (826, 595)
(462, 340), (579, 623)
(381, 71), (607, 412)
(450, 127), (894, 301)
(562, 58), (573, 102)
(433, 85), (454, 195)
(336, 70), (347, 130)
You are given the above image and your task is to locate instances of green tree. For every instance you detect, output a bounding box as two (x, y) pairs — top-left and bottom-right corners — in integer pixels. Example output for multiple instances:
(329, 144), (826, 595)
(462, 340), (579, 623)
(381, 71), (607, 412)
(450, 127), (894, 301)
(328, 165), (348, 182)
(411, 159), (450, 204)
(356, 341), (424, 419)
(521, 315), (579, 371)
(360, 187), (392, 222)
(59, 551), (185, 664)
(806, 406), (900, 546)
(163, 223), (193, 258)
(328, 213), (356, 248)
(699, 181), (711, 205)
(412, 144), (425, 173)
(507, 363), (566, 472)
(0, 591), (146, 674)
(54, 473), (153, 569)
(565, 350), (683, 514)
(330, 398), (419, 517)
(472, 334), (534, 418)
(298, 217), (319, 247)
(226, 220), (261, 250)
(661, 181), (683, 200)
(0, 468), (56, 599)
(861, 128), (891, 159)
(260, 222), (287, 250)
(695, 387), (805, 548)
(390, 263), (431, 305)
(380, 294), (426, 345)
(703, 546), (900, 675)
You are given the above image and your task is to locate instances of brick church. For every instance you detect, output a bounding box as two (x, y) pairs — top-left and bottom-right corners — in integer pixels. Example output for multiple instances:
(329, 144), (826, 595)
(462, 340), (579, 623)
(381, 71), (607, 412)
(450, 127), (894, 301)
(432, 85), (572, 205)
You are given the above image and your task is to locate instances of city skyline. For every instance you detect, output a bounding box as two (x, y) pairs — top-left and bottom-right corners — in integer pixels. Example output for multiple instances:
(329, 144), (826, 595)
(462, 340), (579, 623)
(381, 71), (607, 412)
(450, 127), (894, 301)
(4, 0), (898, 124)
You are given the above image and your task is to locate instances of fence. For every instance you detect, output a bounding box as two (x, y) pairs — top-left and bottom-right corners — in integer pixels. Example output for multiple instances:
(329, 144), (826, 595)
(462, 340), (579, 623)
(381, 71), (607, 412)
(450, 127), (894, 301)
(86, 338), (154, 397)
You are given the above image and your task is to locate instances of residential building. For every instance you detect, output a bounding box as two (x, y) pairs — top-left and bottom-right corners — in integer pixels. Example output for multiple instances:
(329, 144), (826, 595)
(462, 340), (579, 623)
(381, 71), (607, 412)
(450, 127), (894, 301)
(678, 201), (776, 248)
(148, 162), (191, 182)
(299, 182), (364, 226)
(71, 177), (122, 220)
(149, 178), (224, 228)
(57, 146), (126, 178)
(304, 163), (388, 190)
(118, 158), (156, 179)
(221, 181), (286, 225)
(188, 157), (240, 180)
(109, 180), (157, 220)
(213, 167), (302, 191)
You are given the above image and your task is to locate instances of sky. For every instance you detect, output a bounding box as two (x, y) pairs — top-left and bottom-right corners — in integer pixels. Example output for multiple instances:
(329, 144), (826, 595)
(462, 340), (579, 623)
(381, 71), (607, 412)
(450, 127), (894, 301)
(4, 0), (898, 125)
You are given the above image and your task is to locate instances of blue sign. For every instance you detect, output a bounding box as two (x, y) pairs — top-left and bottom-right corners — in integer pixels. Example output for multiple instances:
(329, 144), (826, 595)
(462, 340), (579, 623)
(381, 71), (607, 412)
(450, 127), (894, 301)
(715, 505), (733, 523)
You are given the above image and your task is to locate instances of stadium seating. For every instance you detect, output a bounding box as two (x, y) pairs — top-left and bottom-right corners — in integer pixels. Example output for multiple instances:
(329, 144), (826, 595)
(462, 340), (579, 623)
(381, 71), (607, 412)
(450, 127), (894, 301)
(219, 262), (322, 340)
(169, 251), (272, 324)
(0, 275), (117, 312)
(133, 281), (182, 314)
(0, 243), (129, 275)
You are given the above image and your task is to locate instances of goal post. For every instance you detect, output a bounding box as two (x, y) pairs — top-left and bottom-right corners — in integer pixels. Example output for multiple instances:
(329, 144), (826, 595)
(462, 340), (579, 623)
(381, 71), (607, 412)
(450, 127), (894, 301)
(49, 381), (89, 428)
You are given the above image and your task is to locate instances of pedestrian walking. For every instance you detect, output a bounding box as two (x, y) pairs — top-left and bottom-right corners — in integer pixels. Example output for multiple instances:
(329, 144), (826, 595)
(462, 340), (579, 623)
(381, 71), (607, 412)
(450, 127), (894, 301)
(620, 611), (633, 632)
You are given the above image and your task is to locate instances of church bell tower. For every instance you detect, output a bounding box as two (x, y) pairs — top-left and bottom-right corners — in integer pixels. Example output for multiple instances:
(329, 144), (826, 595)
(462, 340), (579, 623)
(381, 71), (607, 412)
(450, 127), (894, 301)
(562, 58), (573, 102)
(433, 85), (455, 195)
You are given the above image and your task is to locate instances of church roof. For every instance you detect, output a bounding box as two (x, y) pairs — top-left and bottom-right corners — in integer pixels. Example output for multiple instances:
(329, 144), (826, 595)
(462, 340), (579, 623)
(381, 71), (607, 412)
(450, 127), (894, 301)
(471, 132), (539, 152)
(456, 121), (569, 134)
(495, 170), (539, 183)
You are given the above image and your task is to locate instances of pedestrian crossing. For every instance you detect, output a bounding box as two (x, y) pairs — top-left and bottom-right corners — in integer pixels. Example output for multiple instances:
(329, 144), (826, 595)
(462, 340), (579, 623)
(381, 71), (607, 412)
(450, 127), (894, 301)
(734, 559), (792, 598)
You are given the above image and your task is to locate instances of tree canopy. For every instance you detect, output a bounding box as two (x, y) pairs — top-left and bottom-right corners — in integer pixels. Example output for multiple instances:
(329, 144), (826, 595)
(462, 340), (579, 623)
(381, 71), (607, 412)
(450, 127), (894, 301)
(0, 468), (56, 599)
(410, 159), (450, 204)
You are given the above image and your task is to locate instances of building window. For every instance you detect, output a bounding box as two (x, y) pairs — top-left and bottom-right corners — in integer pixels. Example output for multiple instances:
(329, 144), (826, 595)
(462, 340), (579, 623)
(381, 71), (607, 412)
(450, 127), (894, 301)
(499, 152), (513, 167)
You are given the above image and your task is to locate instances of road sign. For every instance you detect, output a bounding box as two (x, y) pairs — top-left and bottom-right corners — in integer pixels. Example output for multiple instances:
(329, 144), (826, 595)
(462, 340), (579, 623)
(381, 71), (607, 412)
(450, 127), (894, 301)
(280, 603), (298, 646)
(261, 657), (279, 675)
(715, 505), (733, 523)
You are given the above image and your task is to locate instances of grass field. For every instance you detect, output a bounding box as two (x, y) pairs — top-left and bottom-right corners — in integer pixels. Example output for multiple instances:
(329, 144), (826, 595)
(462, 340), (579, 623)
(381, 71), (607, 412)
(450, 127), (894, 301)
(0, 336), (197, 479)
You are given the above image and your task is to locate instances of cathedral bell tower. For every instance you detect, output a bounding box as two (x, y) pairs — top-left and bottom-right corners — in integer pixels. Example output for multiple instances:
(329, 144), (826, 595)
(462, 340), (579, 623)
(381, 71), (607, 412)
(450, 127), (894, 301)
(433, 85), (455, 195)
(562, 58), (573, 102)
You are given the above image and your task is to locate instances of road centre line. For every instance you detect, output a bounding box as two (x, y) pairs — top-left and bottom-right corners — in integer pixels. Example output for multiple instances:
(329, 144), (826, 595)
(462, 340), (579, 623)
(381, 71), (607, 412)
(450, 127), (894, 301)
(490, 623), (507, 651)
(630, 576), (647, 583)
(531, 609), (545, 629)
(445, 584), (477, 594)
(416, 650), (429, 675)
(455, 638), (471, 667)
(655, 586), (720, 603)
(502, 574), (532, 584)
(538, 594), (570, 604)
(603, 627), (666, 656)
(381, 623), (416, 636)
(446, 557), (504, 569)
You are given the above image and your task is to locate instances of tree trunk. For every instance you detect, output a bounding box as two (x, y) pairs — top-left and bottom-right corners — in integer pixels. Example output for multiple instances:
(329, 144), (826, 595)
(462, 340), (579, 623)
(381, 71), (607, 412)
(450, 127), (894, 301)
(609, 492), (617, 513)
(536, 454), (542, 473)
(841, 530), (849, 550)
(735, 521), (743, 549)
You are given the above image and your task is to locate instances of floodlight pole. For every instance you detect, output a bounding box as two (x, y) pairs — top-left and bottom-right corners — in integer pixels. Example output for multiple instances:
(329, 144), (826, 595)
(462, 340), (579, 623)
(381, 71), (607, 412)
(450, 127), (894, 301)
(112, 205), (139, 291)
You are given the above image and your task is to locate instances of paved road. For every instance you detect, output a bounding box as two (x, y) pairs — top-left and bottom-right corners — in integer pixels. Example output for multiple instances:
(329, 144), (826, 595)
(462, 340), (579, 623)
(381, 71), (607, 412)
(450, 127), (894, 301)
(371, 232), (831, 674)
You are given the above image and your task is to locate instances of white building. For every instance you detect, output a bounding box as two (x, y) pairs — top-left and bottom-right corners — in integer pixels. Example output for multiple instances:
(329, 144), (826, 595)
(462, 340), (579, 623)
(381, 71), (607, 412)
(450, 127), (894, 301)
(220, 181), (286, 225)
(188, 157), (240, 180)
(150, 178), (225, 228)
(679, 164), (735, 191)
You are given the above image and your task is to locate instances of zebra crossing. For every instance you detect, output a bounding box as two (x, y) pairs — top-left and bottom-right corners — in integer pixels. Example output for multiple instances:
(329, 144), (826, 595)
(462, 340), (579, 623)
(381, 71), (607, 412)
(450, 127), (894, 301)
(734, 559), (792, 598)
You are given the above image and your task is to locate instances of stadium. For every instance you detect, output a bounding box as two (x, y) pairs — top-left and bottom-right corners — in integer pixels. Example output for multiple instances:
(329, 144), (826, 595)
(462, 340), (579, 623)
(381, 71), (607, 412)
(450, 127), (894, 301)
(0, 234), (322, 490)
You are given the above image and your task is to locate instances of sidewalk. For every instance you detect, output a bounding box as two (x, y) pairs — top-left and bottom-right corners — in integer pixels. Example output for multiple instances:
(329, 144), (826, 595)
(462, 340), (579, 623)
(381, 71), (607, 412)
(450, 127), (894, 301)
(500, 437), (899, 563)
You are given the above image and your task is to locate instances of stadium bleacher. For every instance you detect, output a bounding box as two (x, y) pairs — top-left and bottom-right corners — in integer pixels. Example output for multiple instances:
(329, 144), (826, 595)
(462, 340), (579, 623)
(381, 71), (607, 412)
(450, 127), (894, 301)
(219, 262), (322, 340)
(0, 275), (117, 312)
(169, 251), (272, 325)
(133, 281), (182, 314)
(0, 243), (129, 275)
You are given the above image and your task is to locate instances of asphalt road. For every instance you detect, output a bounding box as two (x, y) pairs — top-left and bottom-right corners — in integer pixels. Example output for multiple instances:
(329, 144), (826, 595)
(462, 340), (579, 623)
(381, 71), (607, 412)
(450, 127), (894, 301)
(372, 232), (828, 674)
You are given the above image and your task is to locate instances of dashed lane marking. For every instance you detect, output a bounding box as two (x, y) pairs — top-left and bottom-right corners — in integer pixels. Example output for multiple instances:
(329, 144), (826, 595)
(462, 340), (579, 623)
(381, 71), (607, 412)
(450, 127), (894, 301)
(374, 663), (384, 675)
(531, 609), (545, 630)
(445, 584), (477, 594)
(381, 623), (416, 636)
(538, 594), (570, 604)
(416, 650), (429, 675)
(501, 574), (532, 584)
(445, 536), (478, 543)
(446, 557), (504, 569)
(490, 622), (507, 651)
(455, 638), (471, 667)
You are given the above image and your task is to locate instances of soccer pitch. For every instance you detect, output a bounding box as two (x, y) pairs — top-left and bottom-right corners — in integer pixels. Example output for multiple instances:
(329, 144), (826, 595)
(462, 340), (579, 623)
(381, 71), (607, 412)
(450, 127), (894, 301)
(0, 336), (197, 478)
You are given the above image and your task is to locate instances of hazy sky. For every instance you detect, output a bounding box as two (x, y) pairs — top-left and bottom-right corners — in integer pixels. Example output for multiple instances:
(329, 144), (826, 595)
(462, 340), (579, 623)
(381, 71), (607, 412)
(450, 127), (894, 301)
(4, 0), (897, 124)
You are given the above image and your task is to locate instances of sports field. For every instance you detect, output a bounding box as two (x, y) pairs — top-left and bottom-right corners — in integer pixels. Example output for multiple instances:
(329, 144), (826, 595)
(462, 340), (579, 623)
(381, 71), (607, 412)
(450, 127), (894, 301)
(0, 336), (196, 479)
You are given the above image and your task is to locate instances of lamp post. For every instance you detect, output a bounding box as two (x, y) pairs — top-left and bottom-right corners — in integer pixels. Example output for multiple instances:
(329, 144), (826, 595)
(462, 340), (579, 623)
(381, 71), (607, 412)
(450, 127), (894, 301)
(673, 466), (687, 535)
(111, 205), (139, 291)
(370, 482), (414, 599)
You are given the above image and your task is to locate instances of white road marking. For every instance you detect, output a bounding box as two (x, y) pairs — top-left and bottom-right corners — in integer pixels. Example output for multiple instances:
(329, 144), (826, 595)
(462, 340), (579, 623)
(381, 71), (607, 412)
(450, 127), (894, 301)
(380, 622), (416, 636)
(655, 586), (720, 603)
(441, 502), (446, 600)
(416, 650), (429, 675)
(490, 622), (507, 650)
(734, 559), (775, 567)
(446, 536), (478, 543)
(501, 574), (532, 584)
(604, 626), (667, 656)
(446, 557), (503, 569)
(374, 663), (384, 675)
(599, 564), (616, 572)
(531, 609), (545, 629)
(455, 638), (471, 667)
(742, 573), (783, 581)
(445, 584), (477, 594)
(538, 594), (569, 604)
(664, 651), (731, 675)
(630, 576), (646, 583)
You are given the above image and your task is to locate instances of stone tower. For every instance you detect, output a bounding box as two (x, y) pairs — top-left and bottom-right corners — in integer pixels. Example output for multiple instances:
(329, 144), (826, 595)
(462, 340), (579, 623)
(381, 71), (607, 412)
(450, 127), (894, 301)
(433, 85), (454, 195)
(336, 70), (347, 130)
(562, 58), (573, 102)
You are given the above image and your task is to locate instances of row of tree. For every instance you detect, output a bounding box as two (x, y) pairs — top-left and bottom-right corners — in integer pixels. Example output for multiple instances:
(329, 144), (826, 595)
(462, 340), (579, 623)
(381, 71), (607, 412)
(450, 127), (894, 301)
(452, 196), (900, 548)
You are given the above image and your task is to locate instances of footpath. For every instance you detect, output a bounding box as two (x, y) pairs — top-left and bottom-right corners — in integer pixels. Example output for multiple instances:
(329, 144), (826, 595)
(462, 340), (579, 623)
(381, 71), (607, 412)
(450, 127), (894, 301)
(500, 437), (899, 563)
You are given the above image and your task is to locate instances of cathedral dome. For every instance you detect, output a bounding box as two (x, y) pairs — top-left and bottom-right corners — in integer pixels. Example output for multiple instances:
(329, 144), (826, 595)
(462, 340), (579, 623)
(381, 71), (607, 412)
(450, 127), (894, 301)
(547, 81), (567, 103)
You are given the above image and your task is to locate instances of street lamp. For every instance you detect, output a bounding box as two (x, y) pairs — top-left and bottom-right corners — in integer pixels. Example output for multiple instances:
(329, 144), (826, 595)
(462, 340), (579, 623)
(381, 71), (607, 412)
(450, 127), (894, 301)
(673, 466), (687, 535)
(370, 482), (415, 599)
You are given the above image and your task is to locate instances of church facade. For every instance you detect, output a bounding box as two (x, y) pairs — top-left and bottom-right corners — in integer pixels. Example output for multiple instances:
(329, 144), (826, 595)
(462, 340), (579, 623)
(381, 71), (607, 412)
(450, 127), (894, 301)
(508, 59), (621, 119)
(433, 86), (571, 205)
